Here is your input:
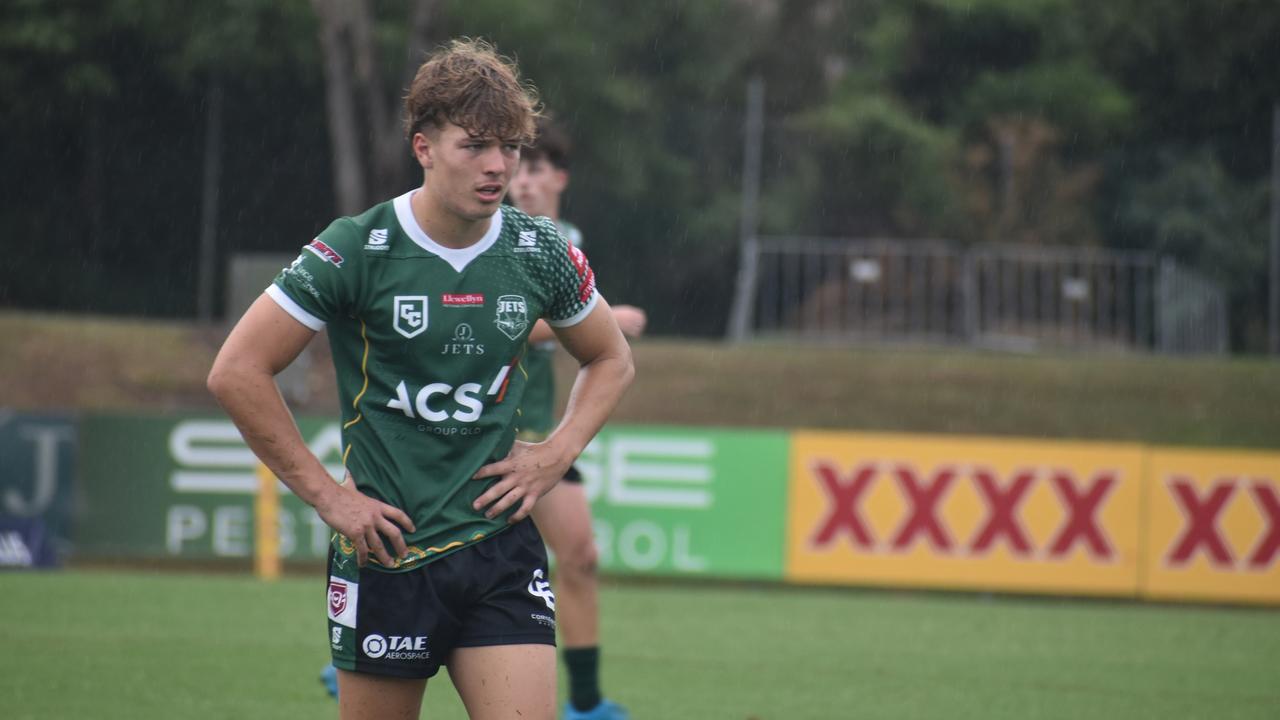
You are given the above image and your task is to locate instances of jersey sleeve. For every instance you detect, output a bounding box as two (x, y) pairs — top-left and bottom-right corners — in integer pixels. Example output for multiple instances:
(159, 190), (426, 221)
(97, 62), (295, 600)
(540, 220), (599, 327)
(267, 219), (359, 330)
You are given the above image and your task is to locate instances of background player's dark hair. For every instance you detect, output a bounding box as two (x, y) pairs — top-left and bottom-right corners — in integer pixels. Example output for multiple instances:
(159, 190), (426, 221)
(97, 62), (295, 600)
(526, 116), (572, 170)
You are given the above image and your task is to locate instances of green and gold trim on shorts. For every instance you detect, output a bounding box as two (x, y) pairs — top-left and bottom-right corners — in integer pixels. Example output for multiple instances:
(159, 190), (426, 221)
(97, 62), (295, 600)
(331, 530), (492, 572)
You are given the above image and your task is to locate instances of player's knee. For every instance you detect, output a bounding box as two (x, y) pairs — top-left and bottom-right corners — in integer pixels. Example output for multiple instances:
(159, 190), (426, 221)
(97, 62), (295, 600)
(558, 537), (599, 582)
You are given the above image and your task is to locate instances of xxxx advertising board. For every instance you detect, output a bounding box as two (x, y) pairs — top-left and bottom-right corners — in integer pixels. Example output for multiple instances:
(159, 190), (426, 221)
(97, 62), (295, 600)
(578, 425), (789, 580)
(785, 431), (1146, 597)
(1142, 447), (1280, 605)
(77, 413), (342, 561)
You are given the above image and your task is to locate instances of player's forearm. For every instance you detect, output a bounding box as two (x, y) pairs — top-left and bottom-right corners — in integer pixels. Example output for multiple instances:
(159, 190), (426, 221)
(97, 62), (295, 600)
(207, 366), (336, 508)
(546, 344), (634, 459)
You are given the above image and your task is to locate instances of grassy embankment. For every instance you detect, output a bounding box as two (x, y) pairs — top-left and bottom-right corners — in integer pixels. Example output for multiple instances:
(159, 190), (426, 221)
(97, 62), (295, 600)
(2, 309), (1278, 449)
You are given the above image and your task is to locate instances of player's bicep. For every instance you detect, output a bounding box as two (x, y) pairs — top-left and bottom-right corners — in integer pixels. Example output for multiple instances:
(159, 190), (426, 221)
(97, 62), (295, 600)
(216, 293), (318, 377)
(552, 296), (628, 366)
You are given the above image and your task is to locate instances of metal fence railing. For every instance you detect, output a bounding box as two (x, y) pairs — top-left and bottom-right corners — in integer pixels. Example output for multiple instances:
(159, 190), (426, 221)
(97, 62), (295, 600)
(731, 237), (1227, 355)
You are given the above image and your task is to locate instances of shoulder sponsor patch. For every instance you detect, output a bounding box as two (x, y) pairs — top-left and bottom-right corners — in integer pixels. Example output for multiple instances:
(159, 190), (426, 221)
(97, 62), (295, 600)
(568, 244), (596, 303)
(306, 238), (345, 267)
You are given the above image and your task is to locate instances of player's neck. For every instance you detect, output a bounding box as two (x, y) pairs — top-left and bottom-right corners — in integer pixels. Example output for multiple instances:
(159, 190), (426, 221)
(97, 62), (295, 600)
(411, 187), (492, 249)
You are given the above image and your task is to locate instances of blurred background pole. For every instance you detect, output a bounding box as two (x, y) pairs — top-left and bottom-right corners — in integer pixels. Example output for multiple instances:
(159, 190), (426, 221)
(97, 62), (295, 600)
(1270, 103), (1280, 356)
(255, 462), (281, 581)
(196, 77), (224, 325)
(727, 76), (765, 342)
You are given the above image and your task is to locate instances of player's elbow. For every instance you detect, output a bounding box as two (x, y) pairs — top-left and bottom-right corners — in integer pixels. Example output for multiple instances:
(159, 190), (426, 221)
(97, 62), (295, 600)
(206, 361), (230, 402)
(206, 355), (244, 404)
(616, 342), (636, 389)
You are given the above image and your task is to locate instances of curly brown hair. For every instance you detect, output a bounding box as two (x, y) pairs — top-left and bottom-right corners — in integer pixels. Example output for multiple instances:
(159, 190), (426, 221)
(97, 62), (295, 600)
(403, 38), (540, 145)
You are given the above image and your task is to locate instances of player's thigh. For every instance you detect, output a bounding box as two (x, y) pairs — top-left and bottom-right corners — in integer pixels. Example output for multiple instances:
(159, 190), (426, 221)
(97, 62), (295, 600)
(532, 478), (596, 564)
(337, 669), (427, 720)
(449, 643), (557, 720)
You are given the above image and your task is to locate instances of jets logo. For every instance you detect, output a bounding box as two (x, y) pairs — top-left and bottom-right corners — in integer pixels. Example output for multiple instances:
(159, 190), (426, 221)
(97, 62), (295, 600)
(494, 295), (528, 340)
(393, 296), (429, 338)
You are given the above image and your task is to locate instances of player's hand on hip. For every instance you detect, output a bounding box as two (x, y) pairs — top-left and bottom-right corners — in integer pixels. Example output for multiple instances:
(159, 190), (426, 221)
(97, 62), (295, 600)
(471, 441), (571, 523)
(612, 305), (647, 338)
(316, 473), (416, 567)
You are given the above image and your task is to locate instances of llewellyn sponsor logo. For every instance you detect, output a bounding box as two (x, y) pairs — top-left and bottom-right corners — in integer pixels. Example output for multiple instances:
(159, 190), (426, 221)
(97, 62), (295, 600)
(442, 293), (484, 308)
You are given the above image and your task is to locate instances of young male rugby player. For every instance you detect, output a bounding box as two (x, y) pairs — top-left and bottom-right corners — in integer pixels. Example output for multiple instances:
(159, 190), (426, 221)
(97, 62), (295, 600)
(208, 39), (633, 720)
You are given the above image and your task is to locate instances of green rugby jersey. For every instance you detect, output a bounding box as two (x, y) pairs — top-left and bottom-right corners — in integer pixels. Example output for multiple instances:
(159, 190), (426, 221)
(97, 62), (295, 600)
(269, 192), (598, 571)
(517, 219), (583, 441)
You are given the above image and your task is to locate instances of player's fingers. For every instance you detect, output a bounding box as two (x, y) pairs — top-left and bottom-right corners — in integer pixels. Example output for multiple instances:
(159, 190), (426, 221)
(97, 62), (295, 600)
(352, 535), (369, 568)
(382, 504), (416, 534)
(472, 459), (510, 480)
(472, 477), (514, 512)
(365, 526), (394, 567)
(483, 486), (524, 520)
(378, 517), (409, 559)
(509, 493), (538, 524)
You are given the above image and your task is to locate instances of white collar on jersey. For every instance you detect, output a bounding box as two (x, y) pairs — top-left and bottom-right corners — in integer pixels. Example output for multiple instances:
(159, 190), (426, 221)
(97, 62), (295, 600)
(393, 189), (504, 273)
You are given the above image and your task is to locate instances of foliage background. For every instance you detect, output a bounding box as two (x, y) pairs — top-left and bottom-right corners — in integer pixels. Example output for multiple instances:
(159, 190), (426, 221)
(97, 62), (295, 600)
(2, 0), (1278, 348)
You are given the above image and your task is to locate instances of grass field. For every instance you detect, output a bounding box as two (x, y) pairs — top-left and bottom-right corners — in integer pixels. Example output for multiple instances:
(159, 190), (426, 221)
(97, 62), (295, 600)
(4, 313), (1279, 718)
(3, 570), (1278, 720)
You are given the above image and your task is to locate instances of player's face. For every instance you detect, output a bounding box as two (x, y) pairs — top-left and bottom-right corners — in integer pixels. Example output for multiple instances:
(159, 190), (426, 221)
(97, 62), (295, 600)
(511, 157), (567, 218)
(415, 122), (520, 222)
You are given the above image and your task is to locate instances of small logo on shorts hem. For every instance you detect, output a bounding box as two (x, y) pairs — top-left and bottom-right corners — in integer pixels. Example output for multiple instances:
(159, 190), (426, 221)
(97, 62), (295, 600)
(531, 613), (556, 629)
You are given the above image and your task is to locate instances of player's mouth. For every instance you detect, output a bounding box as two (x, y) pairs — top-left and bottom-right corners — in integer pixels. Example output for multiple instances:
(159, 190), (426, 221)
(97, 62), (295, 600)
(475, 183), (504, 203)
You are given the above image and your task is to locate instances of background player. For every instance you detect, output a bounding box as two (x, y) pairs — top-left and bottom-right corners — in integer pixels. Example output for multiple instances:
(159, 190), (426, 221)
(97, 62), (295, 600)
(512, 117), (646, 720)
(208, 39), (634, 720)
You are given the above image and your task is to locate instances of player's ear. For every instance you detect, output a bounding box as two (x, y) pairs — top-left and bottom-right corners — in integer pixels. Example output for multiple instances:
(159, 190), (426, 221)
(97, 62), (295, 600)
(550, 167), (569, 194)
(412, 132), (433, 169)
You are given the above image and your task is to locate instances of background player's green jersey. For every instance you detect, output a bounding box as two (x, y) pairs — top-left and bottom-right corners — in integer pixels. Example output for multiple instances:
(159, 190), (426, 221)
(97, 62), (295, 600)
(271, 193), (597, 571)
(518, 218), (583, 441)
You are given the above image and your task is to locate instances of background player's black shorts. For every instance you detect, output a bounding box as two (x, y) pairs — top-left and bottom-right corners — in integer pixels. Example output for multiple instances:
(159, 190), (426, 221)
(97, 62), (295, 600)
(325, 519), (557, 679)
(562, 462), (582, 483)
